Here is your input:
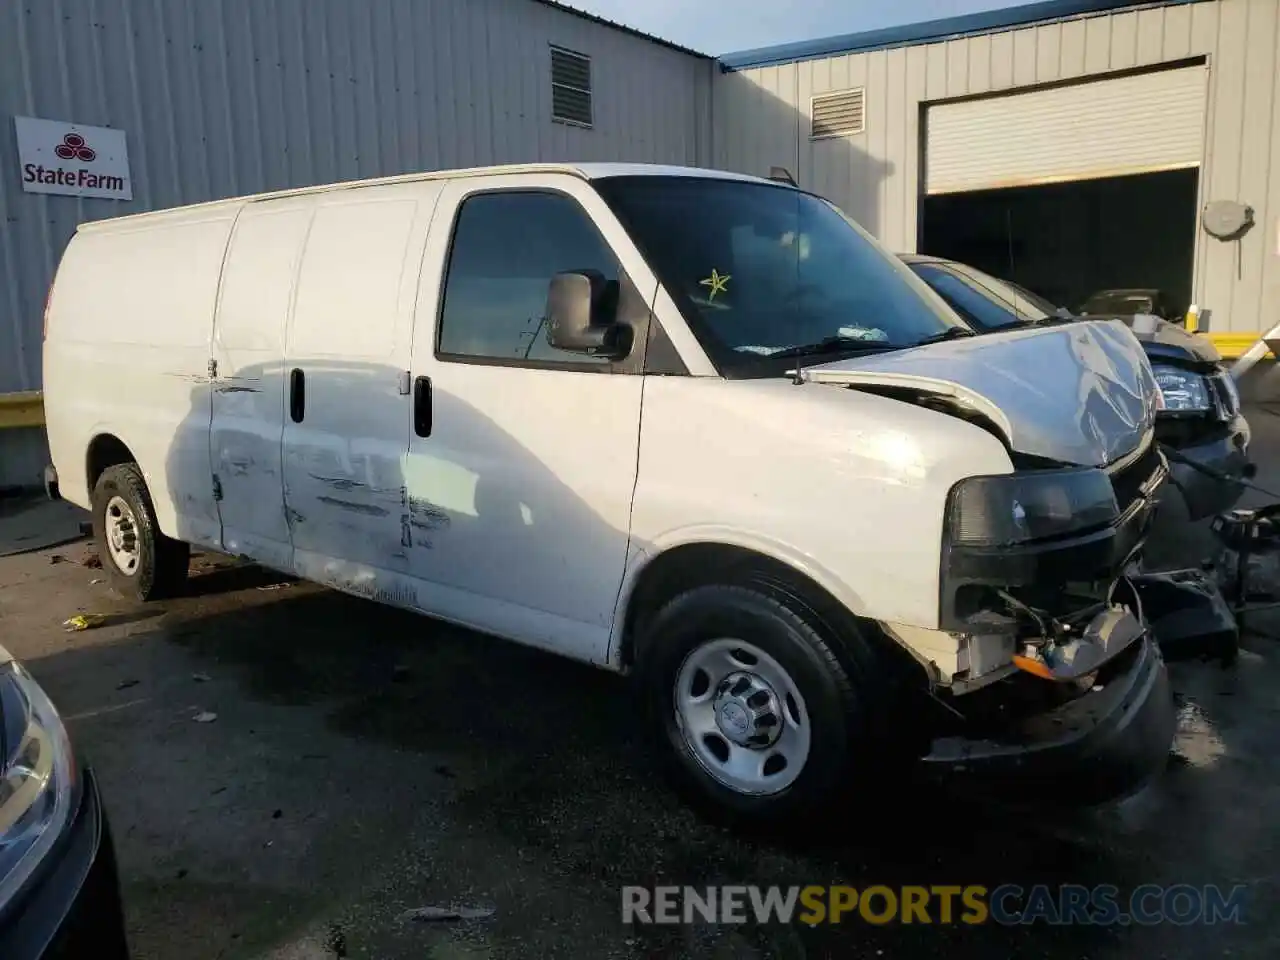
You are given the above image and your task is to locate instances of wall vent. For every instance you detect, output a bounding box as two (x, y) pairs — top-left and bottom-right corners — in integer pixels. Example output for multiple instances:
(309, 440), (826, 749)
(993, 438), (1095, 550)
(551, 46), (592, 127)
(810, 88), (865, 139)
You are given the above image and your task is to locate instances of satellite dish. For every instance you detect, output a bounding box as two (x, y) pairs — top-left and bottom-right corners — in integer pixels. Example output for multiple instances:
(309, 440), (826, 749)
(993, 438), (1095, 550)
(1201, 200), (1254, 241)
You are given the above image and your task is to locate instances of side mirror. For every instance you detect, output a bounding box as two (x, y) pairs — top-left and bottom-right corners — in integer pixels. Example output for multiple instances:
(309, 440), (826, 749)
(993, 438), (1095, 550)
(544, 271), (626, 359)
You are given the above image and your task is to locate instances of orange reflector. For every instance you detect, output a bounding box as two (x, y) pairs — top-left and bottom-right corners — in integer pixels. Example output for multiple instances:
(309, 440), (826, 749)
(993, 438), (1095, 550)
(1012, 654), (1057, 680)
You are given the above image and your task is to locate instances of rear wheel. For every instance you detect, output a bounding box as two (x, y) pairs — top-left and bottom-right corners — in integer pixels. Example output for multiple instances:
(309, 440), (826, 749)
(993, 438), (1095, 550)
(638, 582), (879, 827)
(92, 463), (189, 601)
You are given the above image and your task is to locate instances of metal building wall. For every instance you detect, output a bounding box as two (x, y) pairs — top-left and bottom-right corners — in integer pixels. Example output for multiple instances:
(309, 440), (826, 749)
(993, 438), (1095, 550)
(715, 0), (1280, 340)
(0, 0), (714, 487)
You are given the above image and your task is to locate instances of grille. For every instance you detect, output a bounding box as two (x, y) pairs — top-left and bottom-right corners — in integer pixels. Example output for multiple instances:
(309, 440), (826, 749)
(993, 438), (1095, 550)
(1107, 436), (1165, 513)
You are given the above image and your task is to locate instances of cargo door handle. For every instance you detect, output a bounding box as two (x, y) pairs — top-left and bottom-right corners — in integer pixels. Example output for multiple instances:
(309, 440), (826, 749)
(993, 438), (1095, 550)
(413, 376), (432, 438)
(289, 368), (305, 423)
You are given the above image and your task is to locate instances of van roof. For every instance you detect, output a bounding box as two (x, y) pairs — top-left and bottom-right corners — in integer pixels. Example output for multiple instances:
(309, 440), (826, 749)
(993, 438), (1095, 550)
(76, 162), (772, 233)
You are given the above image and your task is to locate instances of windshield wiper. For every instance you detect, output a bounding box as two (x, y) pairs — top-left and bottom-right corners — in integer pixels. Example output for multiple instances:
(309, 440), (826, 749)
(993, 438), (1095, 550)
(1006, 308), (1076, 327)
(767, 336), (904, 361)
(912, 326), (977, 346)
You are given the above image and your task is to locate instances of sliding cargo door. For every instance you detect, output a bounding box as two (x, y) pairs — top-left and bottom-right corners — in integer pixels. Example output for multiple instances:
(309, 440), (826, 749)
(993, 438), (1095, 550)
(210, 196), (314, 570)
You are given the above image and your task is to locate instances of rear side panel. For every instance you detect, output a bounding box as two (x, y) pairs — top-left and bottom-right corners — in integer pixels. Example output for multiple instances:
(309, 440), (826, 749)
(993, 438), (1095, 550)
(43, 211), (237, 545)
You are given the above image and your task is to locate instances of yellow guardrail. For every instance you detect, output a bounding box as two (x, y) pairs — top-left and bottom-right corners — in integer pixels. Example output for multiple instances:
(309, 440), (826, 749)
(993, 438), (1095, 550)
(0, 391), (44, 430)
(1203, 332), (1268, 360)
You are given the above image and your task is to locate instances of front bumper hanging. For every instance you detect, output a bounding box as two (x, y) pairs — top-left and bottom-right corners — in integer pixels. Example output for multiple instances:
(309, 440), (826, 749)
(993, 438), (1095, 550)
(923, 632), (1175, 806)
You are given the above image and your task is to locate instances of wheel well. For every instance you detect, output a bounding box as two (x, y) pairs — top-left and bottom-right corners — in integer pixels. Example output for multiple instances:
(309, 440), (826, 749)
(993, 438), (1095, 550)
(621, 543), (929, 687)
(86, 434), (136, 494)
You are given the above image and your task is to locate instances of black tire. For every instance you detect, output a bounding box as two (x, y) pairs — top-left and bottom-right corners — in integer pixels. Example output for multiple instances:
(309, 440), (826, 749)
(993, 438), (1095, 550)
(636, 582), (880, 828)
(92, 463), (190, 601)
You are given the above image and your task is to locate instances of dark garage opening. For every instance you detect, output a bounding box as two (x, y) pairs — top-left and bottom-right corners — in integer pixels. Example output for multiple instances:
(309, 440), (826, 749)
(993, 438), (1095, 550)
(920, 167), (1199, 319)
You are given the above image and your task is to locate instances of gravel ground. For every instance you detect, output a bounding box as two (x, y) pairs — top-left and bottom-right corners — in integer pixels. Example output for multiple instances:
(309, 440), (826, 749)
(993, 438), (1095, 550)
(1, 412), (1278, 960)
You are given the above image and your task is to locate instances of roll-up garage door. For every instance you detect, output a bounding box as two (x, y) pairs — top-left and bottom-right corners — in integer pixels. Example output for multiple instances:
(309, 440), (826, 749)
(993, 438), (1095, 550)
(925, 64), (1207, 195)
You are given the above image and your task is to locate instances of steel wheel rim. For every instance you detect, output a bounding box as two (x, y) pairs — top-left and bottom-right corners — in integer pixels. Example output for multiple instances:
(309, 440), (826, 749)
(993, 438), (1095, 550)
(674, 638), (811, 796)
(104, 495), (140, 576)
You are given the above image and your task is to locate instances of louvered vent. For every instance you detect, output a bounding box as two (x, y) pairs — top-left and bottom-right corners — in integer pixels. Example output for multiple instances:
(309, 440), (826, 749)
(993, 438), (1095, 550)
(551, 46), (592, 127)
(811, 89), (866, 139)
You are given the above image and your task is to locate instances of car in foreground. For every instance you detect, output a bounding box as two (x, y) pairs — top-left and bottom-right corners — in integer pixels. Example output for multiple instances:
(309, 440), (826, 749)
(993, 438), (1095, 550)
(902, 254), (1252, 520)
(0, 647), (129, 959)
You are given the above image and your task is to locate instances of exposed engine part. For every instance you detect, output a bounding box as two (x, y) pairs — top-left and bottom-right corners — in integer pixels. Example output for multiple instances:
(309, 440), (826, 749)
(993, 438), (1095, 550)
(1000, 589), (1146, 683)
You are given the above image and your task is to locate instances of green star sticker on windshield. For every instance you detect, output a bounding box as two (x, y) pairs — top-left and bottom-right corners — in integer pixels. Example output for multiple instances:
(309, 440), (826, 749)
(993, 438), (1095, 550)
(700, 268), (731, 301)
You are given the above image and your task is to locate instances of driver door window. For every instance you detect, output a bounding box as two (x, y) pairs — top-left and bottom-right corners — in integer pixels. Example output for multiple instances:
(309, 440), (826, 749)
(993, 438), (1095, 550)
(437, 191), (618, 367)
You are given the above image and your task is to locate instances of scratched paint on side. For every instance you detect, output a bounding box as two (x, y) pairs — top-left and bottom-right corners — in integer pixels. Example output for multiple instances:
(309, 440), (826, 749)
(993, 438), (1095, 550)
(404, 494), (451, 549)
(311, 474), (403, 496)
(316, 496), (389, 517)
(408, 496), (451, 530)
(334, 573), (419, 609)
(311, 474), (367, 492)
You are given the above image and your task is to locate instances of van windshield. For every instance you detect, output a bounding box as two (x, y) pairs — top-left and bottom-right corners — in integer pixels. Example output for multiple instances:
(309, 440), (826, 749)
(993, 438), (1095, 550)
(593, 176), (965, 377)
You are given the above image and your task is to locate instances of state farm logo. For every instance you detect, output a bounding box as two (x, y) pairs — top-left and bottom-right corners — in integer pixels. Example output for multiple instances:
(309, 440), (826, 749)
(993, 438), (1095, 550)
(15, 116), (132, 198)
(53, 132), (96, 162)
(23, 128), (124, 193)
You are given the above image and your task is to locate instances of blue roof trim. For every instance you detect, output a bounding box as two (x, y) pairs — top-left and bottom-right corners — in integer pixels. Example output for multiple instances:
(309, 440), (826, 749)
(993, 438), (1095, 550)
(718, 0), (1199, 70)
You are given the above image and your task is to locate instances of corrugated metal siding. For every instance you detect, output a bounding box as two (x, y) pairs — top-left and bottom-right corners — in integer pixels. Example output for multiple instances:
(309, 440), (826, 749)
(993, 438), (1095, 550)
(925, 64), (1208, 193)
(0, 0), (712, 395)
(0, 0), (712, 486)
(715, 0), (1280, 336)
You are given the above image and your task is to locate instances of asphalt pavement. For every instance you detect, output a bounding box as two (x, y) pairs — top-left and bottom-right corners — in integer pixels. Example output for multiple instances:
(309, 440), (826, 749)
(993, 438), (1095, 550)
(1, 413), (1278, 959)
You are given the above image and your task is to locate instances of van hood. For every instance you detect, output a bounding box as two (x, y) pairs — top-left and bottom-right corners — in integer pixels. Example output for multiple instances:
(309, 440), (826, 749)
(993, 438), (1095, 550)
(799, 319), (1159, 467)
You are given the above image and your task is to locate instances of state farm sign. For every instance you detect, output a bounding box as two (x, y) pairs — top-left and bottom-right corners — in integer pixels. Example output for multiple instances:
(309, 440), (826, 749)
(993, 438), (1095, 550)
(14, 116), (133, 200)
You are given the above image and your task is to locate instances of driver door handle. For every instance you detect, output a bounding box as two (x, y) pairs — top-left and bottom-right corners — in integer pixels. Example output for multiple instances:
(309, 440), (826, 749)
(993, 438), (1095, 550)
(289, 368), (305, 423)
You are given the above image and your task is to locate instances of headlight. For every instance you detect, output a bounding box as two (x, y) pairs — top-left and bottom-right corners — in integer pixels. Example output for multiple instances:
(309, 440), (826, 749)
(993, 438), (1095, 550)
(1152, 364), (1212, 413)
(0, 655), (76, 908)
(947, 468), (1119, 547)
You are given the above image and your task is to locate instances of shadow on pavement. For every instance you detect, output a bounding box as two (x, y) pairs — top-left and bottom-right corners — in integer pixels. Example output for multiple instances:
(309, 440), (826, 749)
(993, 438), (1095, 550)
(22, 563), (1277, 960)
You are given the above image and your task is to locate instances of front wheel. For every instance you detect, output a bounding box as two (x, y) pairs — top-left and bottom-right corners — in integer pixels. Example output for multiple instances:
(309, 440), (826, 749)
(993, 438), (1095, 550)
(92, 463), (190, 601)
(638, 583), (877, 826)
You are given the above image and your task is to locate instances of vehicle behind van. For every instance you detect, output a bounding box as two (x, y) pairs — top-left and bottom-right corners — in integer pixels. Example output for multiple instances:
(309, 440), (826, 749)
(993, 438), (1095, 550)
(44, 163), (1175, 825)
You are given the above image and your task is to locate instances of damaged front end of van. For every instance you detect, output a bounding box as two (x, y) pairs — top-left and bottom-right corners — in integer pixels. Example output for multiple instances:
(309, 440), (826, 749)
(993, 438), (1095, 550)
(802, 319), (1178, 805)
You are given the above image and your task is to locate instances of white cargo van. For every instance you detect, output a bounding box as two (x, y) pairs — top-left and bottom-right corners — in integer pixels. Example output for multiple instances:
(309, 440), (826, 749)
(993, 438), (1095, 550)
(43, 163), (1175, 822)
